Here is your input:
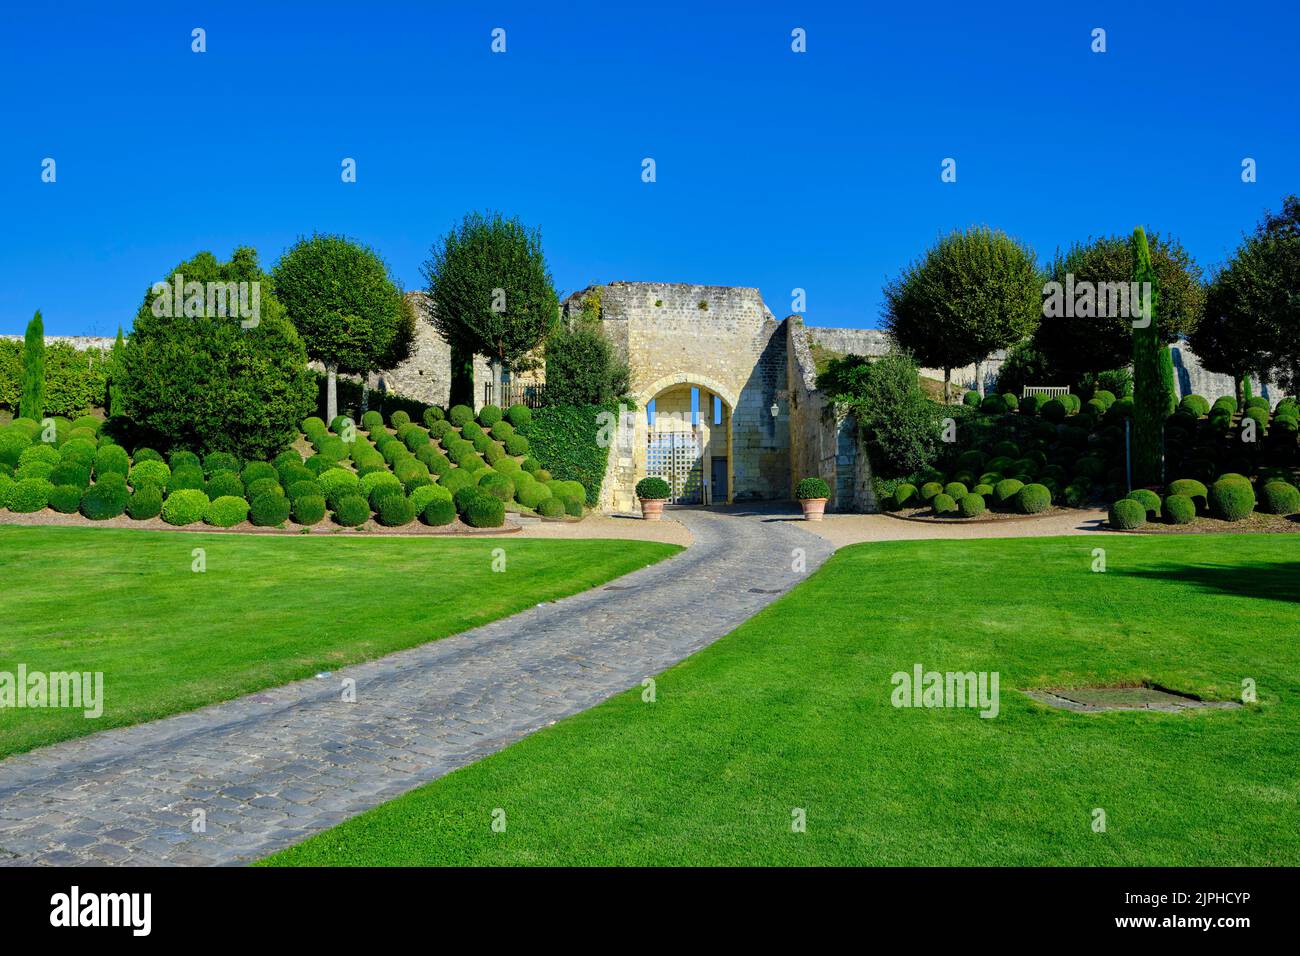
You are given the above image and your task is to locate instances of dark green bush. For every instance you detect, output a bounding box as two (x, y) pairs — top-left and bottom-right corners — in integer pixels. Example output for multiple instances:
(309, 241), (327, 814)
(635, 476), (670, 499)
(204, 495), (250, 528)
(462, 490), (506, 528)
(920, 481), (944, 501)
(288, 494), (324, 526)
(205, 472), (245, 502)
(1259, 481), (1300, 516)
(993, 478), (1023, 507)
(246, 477), (283, 501)
(963, 390), (980, 407)
(506, 404), (532, 427)
(1041, 398), (1067, 423)
(564, 496), (584, 517)
(48, 484), (82, 513)
(376, 493), (416, 527)
(204, 451), (240, 476)
(440, 468), (476, 496)
(479, 404), (503, 427)
(49, 461), (91, 488)
(1125, 488), (1162, 519)
(8, 478), (52, 512)
(362, 410), (384, 431)
(93, 444), (130, 478)
(930, 493), (958, 516)
(1164, 493), (1196, 524)
(250, 492), (291, 527)
(390, 410), (411, 428)
(477, 471), (514, 502)
(796, 476), (831, 499)
(504, 433), (529, 456)
(1109, 498), (1147, 530)
(1015, 483), (1051, 514)
(538, 497), (565, 518)
(957, 493), (986, 518)
(1209, 479), (1255, 521)
(332, 494), (370, 527)
(516, 478), (552, 509)
(449, 404), (473, 427)
(79, 481), (128, 519)
(169, 449), (201, 472)
(1178, 395), (1209, 417)
(422, 496), (457, 526)
(893, 483), (918, 507)
(161, 488), (208, 525)
(126, 485), (163, 519)
(943, 481), (967, 499)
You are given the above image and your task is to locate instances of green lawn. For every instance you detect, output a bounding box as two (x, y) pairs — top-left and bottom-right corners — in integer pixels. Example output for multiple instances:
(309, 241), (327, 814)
(0, 525), (679, 759)
(266, 533), (1300, 866)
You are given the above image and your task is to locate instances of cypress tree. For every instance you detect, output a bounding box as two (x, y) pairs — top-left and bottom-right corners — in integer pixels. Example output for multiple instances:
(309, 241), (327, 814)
(109, 325), (126, 415)
(19, 310), (45, 420)
(1131, 228), (1166, 485)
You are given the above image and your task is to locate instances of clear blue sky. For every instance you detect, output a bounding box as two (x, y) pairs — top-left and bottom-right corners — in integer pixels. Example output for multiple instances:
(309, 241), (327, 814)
(2, 0), (1296, 336)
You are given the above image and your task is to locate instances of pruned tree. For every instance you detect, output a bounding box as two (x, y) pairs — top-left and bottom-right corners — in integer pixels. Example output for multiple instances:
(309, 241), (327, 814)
(1130, 227), (1170, 486)
(272, 235), (412, 423)
(883, 226), (1042, 402)
(20, 310), (45, 420)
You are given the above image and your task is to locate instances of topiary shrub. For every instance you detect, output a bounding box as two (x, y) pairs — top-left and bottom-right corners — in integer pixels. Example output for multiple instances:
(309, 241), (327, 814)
(957, 493), (986, 518)
(971, 483), (994, 497)
(1164, 493), (1196, 525)
(449, 404), (473, 427)
(376, 493), (416, 527)
(943, 481), (967, 499)
(246, 477), (283, 501)
(48, 484), (82, 513)
(289, 494), (325, 526)
(477, 471), (515, 502)
(1015, 483), (1052, 514)
(1125, 488), (1162, 519)
(408, 483), (452, 513)
(462, 490), (506, 528)
(1178, 395), (1210, 417)
(204, 451), (241, 476)
(1209, 478), (1255, 522)
(564, 496), (584, 517)
(240, 461), (277, 487)
(1259, 481), (1300, 516)
(49, 462), (91, 488)
(516, 478), (552, 509)
(635, 476), (671, 499)
(390, 410), (411, 428)
(332, 494), (369, 527)
(8, 478), (52, 512)
(993, 478), (1024, 508)
(478, 404), (503, 427)
(93, 443), (130, 478)
(250, 492), (291, 527)
(204, 495), (250, 528)
(79, 481), (128, 519)
(17, 459), (55, 482)
(127, 485), (163, 520)
(205, 470), (245, 500)
(1109, 498), (1146, 530)
(963, 390), (980, 407)
(893, 483), (917, 508)
(796, 476), (831, 499)
(419, 496), (455, 525)
(161, 488), (209, 525)
(461, 421), (484, 440)
(287, 478), (323, 501)
(1041, 398), (1067, 423)
(504, 433), (529, 456)
(919, 481), (944, 501)
(538, 497), (565, 518)
(490, 420), (515, 441)
(128, 459), (171, 488)
(471, 433), (494, 455)
(506, 404), (532, 428)
(930, 493), (957, 516)
(362, 410), (385, 431)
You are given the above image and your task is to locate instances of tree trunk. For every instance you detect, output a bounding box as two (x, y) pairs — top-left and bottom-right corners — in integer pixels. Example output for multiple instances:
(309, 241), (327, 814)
(943, 367), (951, 404)
(326, 364), (338, 425)
(490, 356), (503, 408)
(449, 341), (474, 410)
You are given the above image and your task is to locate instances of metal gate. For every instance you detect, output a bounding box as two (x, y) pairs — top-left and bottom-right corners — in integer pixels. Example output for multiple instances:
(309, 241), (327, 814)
(646, 429), (703, 504)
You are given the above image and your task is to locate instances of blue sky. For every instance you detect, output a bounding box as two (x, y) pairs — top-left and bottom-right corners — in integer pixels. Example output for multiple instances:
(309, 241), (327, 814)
(1, 0), (1296, 336)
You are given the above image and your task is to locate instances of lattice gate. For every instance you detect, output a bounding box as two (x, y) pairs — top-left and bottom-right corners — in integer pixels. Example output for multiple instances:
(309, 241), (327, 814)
(646, 430), (703, 505)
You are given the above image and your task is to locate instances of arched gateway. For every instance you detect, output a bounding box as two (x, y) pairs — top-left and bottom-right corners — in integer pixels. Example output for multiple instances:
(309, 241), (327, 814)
(639, 375), (736, 505)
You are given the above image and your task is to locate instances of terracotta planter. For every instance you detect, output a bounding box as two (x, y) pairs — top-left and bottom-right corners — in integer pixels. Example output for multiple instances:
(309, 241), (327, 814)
(640, 498), (666, 521)
(800, 497), (828, 521)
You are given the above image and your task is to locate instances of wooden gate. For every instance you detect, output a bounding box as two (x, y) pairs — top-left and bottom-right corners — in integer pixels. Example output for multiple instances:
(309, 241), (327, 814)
(646, 429), (703, 504)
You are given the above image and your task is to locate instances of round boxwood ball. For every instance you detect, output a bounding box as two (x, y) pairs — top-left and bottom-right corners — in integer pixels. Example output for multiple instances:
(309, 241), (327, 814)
(203, 451), (240, 476)
(205, 471), (245, 500)
(422, 496), (457, 526)
(376, 493), (416, 527)
(478, 404), (503, 427)
(389, 410), (411, 428)
(957, 493), (986, 518)
(290, 494), (325, 526)
(463, 490), (506, 528)
(1209, 478), (1255, 521)
(477, 471), (514, 502)
(930, 492), (958, 516)
(504, 434), (529, 456)
(332, 494), (370, 527)
(362, 410), (385, 431)
(1164, 494), (1197, 525)
(250, 492), (291, 527)
(80, 481), (129, 519)
(1109, 498), (1147, 530)
(537, 497), (565, 518)
(1125, 488), (1162, 519)
(1259, 480), (1300, 516)
(161, 488), (209, 526)
(971, 483), (994, 498)
(893, 483), (917, 507)
(93, 444), (130, 478)
(449, 404), (473, 427)
(963, 390), (980, 407)
(943, 481), (967, 499)
(993, 478), (1024, 507)
(48, 484), (82, 513)
(204, 495), (250, 528)
(1041, 398), (1067, 423)
(506, 404), (532, 428)
(1015, 483), (1052, 514)
(920, 481), (944, 501)
(127, 485), (163, 520)
(246, 477), (283, 501)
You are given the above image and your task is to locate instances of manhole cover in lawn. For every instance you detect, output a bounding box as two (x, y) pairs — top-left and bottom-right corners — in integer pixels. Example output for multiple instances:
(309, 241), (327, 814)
(1024, 685), (1243, 713)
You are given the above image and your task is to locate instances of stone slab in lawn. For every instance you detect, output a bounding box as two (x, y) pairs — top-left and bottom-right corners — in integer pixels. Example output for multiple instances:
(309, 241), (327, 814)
(1024, 685), (1243, 713)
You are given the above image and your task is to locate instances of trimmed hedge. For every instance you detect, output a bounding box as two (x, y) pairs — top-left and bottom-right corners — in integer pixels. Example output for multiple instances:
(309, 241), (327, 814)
(332, 494), (370, 527)
(919, 481), (943, 501)
(518, 403), (617, 506)
(506, 404), (532, 427)
(422, 496), (457, 526)
(205, 471), (246, 500)
(204, 495), (250, 528)
(449, 404), (473, 426)
(462, 490), (505, 528)
(943, 481), (967, 499)
(1109, 498), (1146, 530)
(292, 494), (327, 525)
(162, 489), (209, 526)
(246, 477), (284, 501)
(80, 482), (128, 519)
(48, 484), (82, 513)
(479, 404), (503, 427)
(477, 471), (515, 502)
(1164, 494), (1196, 524)
(93, 444), (130, 478)
(8, 478), (52, 512)
(204, 451), (241, 476)
(635, 476), (670, 499)
(796, 477), (831, 500)
(993, 478), (1024, 507)
(250, 492), (291, 527)
(1209, 479), (1255, 522)
(1015, 483), (1051, 514)
(1125, 488), (1162, 519)
(128, 485), (163, 520)
(1259, 481), (1300, 516)
(957, 493), (986, 518)
(504, 433), (529, 456)
(931, 492), (958, 516)
(376, 493), (416, 527)
(537, 497), (565, 518)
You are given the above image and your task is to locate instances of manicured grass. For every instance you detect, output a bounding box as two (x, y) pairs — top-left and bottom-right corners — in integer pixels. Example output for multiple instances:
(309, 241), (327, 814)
(0, 525), (679, 759)
(266, 534), (1300, 866)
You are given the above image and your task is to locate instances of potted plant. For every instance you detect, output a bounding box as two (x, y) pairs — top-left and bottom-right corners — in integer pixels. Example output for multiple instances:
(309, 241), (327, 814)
(635, 477), (670, 521)
(796, 477), (831, 521)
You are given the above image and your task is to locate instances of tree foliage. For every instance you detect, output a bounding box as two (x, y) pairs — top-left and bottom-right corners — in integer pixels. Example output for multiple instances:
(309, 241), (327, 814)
(883, 227), (1041, 400)
(20, 311), (45, 419)
(121, 248), (314, 460)
(818, 351), (939, 477)
(1130, 227), (1169, 486)
(1036, 231), (1204, 377)
(544, 288), (629, 406)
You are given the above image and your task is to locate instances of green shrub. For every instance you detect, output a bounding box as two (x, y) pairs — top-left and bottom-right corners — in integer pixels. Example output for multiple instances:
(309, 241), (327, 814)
(93, 444), (130, 478)
(893, 483), (917, 507)
(166, 465), (207, 494)
(635, 476), (670, 499)
(979, 394), (1003, 414)
(506, 404), (532, 427)
(564, 496), (584, 517)
(993, 478), (1023, 507)
(125, 459), (169, 488)
(516, 478), (552, 509)
(1178, 395), (1209, 417)
(429, 420), (453, 441)
(439, 468), (476, 496)
(504, 433), (529, 456)
(796, 477), (831, 499)
(161, 488), (208, 525)
(535, 469), (551, 482)
(246, 477), (283, 501)
(250, 492), (291, 527)
(284, 494), (323, 526)
(1041, 398), (1067, 423)
(943, 481), (967, 499)
(362, 410), (385, 431)
(204, 451), (241, 476)
(479, 404), (503, 427)
(449, 404), (473, 427)
(957, 493), (986, 518)
(0, 474), (13, 508)
(204, 471), (245, 500)
(477, 471), (514, 502)
(49, 461), (91, 488)
(204, 495), (250, 528)
(48, 484), (82, 513)
(931, 493), (958, 516)
(491, 420), (515, 441)
(168, 449), (201, 472)
(971, 483), (994, 497)
(1015, 483), (1051, 514)
(332, 494), (370, 527)
(461, 421), (484, 440)
(538, 497), (565, 518)
(919, 481), (944, 501)
(409, 483), (452, 513)
(390, 410), (411, 428)
(1209, 478), (1255, 521)
(421, 496), (457, 526)
(471, 433), (494, 455)
(402, 428), (431, 452)
(963, 390), (980, 407)
(1164, 493), (1196, 524)
(1259, 481), (1300, 516)
(376, 493), (416, 527)
(17, 460), (55, 482)
(127, 485), (163, 520)
(462, 490), (505, 528)
(8, 478), (52, 512)
(284, 478), (320, 501)
(1109, 498), (1147, 530)
(1125, 488), (1162, 519)
(239, 460), (275, 486)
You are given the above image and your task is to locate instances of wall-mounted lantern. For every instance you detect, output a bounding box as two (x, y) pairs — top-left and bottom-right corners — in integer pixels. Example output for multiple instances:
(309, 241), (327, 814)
(770, 401), (779, 418)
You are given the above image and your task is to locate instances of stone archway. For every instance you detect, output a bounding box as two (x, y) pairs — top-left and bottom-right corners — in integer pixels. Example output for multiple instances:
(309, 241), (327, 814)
(639, 375), (734, 506)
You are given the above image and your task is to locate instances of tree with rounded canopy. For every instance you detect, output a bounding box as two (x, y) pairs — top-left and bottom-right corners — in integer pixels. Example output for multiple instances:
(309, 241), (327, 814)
(272, 235), (413, 424)
(20, 310), (45, 420)
(121, 248), (315, 460)
(422, 211), (558, 407)
(1035, 231), (1204, 378)
(883, 226), (1041, 402)
(1192, 195), (1300, 399)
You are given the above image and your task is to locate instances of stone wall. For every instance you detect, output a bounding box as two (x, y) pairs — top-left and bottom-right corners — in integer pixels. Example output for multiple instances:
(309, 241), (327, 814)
(0, 335), (115, 351)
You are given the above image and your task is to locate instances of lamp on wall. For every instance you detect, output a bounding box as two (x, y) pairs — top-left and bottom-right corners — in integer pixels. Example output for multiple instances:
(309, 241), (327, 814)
(770, 401), (779, 418)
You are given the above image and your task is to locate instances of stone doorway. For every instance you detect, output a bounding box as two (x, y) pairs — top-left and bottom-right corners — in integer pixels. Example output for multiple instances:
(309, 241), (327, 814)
(644, 382), (732, 506)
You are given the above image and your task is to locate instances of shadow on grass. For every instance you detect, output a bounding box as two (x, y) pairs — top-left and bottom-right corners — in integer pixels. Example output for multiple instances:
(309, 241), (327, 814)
(1113, 560), (1300, 603)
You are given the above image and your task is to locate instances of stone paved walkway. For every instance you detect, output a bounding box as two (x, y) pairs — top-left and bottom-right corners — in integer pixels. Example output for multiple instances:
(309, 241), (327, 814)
(0, 509), (832, 866)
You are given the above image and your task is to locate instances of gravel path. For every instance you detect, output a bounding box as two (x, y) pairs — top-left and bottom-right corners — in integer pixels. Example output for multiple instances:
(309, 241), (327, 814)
(0, 509), (829, 866)
(805, 507), (1113, 548)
